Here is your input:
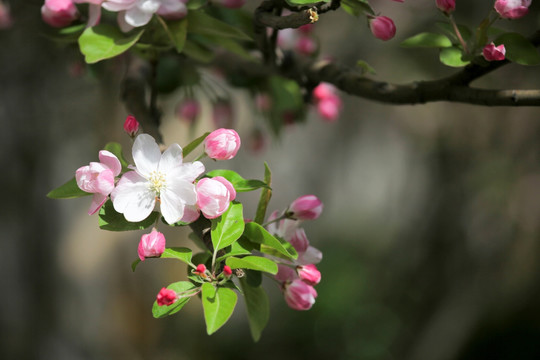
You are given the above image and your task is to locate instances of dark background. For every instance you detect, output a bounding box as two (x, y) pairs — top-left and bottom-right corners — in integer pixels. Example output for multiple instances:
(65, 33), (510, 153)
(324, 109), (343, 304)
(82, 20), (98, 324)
(2, 1), (540, 359)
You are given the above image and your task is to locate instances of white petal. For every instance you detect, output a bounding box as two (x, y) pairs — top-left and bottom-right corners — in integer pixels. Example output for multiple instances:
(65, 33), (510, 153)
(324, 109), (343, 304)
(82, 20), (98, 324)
(297, 246), (323, 265)
(158, 143), (183, 174)
(102, 0), (137, 12)
(99, 150), (122, 176)
(132, 134), (160, 178)
(160, 179), (197, 224)
(111, 171), (156, 222)
(125, 5), (154, 27)
(168, 161), (205, 183)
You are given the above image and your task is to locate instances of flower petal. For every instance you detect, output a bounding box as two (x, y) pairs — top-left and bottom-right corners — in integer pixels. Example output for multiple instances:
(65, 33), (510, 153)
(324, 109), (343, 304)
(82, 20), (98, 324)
(125, 4), (155, 27)
(88, 193), (107, 215)
(99, 150), (122, 176)
(111, 171), (156, 222)
(297, 246), (322, 265)
(158, 143), (183, 174)
(132, 134), (160, 178)
(168, 161), (205, 183)
(160, 179), (197, 224)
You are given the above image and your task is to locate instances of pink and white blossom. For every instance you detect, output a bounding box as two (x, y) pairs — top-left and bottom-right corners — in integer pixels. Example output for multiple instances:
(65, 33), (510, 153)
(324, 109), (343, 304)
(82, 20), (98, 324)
(289, 195), (323, 220)
(196, 176), (236, 219)
(111, 134), (204, 224)
(156, 287), (177, 306)
(369, 16), (396, 41)
(41, 0), (79, 27)
(76, 150), (121, 215)
(494, 0), (531, 19)
(483, 42), (506, 61)
(138, 229), (166, 261)
(297, 264), (321, 285)
(204, 128), (241, 160)
(283, 279), (317, 311)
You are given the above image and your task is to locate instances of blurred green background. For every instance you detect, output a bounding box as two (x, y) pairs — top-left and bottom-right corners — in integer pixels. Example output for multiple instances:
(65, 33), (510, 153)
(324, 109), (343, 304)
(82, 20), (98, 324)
(2, 1), (540, 359)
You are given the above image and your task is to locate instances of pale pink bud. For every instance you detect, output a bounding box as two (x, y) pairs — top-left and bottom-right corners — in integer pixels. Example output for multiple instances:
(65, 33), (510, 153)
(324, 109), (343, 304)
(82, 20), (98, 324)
(297, 264), (321, 285)
(289, 195), (323, 220)
(369, 16), (396, 41)
(41, 0), (78, 28)
(317, 95), (342, 122)
(494, 0), (531, 19)
(176, 98), (200, 124)
(196, 264), (207, 273)
(223, 265), (233, 276)
(212, 100), (234, 128)
(156, 287), (177, 306)
(283, 279), (317, 311)
(123, 115), (139, 137)
(436, 0), (455, 13)
(296, 36), (317, 56)
(157, 0), (188, 20)
(214, 0), (245, 8)
(289, 228), (310, 254)
(482, 42), (506, 61)
(312, 83), (337, 102)
(275, 264), (297, 283)
(204, 128), (241, 160)
(76, 150), (121, 215)
(0, 1), (14, 30)
(196, 177), (236, 219)
(138, 229), (166, 261)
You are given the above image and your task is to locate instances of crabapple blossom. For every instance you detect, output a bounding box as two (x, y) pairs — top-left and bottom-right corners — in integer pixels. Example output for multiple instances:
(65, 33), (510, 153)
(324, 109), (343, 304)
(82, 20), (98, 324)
(156, 0), (187, 20)
(483, 42), (506, 61)
(138, 229), (166, 261)
(123, 115), (139, 137)
(223, 265), (233, 276)
(196, 264), (206, 273)
(111, 134), (205, 224)
(289, 195), (323, 220)
(275, 264), (297, 283)
(76, 150), (121, 215)
(196, 176), (236, 219)
(41, 0), (78, 28)
(297, 264), (321, 286)
(283, 279), (318, 311)
(156, 287), (177, 306)
(436, 0), (455, 13)
(204, 128), (241, 160)
(312, 83), (342, 122)
(369, 16), (396, 41)
(494, 0), (531, 19)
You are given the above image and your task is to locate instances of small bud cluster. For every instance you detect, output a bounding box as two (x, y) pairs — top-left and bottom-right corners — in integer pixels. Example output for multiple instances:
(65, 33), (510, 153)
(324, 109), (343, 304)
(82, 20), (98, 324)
(312, 83), (343, 123)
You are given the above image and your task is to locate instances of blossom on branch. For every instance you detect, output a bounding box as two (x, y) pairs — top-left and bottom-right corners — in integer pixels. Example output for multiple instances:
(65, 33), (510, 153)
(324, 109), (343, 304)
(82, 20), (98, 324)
(483, 42), (506, 61)
(196, 176), (236, 219)
(204, 128), (241, 160)
(283, 279), (318, 311)
(436, 0), (455, 14)
(138, 229), (166, 261)
(41, 0), (79, 27)
(494, 0), (531, 19)
(156, 287), (177, 306)
(111, 134), (204, 224)
(369, 16), (396, 41)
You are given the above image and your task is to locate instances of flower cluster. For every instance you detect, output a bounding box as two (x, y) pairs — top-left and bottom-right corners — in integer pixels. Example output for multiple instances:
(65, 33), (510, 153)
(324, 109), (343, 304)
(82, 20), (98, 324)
(266, 195), (323, 311)
(312, 82), (342, 123)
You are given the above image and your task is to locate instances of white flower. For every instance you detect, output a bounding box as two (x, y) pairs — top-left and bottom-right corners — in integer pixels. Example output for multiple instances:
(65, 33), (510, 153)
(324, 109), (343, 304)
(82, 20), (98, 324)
(111, 134), (204, 224)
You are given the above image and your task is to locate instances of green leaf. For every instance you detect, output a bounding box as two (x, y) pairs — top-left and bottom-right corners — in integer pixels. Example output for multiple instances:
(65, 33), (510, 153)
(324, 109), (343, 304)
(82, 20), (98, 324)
(254, 162), (272, 224)
(183, 38), (215, 63)
(239, 278), (269, 342)
(165, 18), (188, 53)
(401, 32), (452, 48)
(211, 202), (245, 252)
(162, 247), (193, 264)
(47, 177), (90, 199)
(439, 47), (470, 67)
(187, 0), (207, 10)
(226, 256), (278, 275)
(79, 24), (144, 64)
(98, 200), (159, 231)
(152, 281), (198, 318)
(182, 132), (210, 157)
(187, 10), (252, 41)
(104, 142), (130, 171)
(201, 283), (238, 334)
(341, 0), (374, 17)
(215, 237), (255, 263)
(206, 170), (269, 192)
(495, 32), (540, 65)
(243, 222), (298, 260)
(356, 60), (376, 75)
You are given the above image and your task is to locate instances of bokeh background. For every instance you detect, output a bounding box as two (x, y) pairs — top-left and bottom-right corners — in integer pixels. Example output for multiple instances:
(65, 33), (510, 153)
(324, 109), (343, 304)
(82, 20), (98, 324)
(3, 1), (540, 359)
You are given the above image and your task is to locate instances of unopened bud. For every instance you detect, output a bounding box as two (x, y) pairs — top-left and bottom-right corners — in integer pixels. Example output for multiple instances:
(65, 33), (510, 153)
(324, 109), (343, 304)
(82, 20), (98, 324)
(156, 288), (177, 306)
(223, 265), (233, 276)
(123, 115), (139, 137)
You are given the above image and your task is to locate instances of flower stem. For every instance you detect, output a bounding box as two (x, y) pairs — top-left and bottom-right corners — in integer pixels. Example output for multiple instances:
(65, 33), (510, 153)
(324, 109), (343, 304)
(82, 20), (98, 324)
(449, 14), (469, 54)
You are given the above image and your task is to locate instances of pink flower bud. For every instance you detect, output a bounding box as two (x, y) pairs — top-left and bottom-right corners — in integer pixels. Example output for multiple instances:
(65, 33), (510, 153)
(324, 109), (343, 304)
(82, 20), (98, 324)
(369, 16), (396, 41)
(223, 265), (233, 276)
(123, 115), (139, 137)
(212, 100), (234, 128)
(276, 264), (297, 283)
(436, 0), (455, 13)
(214, 0), (245, 8)
(312, 83), (337, 102)
(494, 0), (531, 19)
(157, 0), (188, 20)
(76, 150), (121, 215)
(296, 36), (317, 56)
(289, 195), (323, 220)
(283, 279), (317, 311)
(41, 0), (78, 28)
(204, 128), (241, 160)
(317, 95), (342, 122)
(289, 228), (310, 253)
(196, 264), (206, 273)
(483, 42), (506, 61)
(156, 287), (177, 306)
(138, 229), (166, 261)
(196, 177), (236, 219)
(297, 264), (321, 285)
(176, 98), (200, 124)
(0, 1), (14, 30)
